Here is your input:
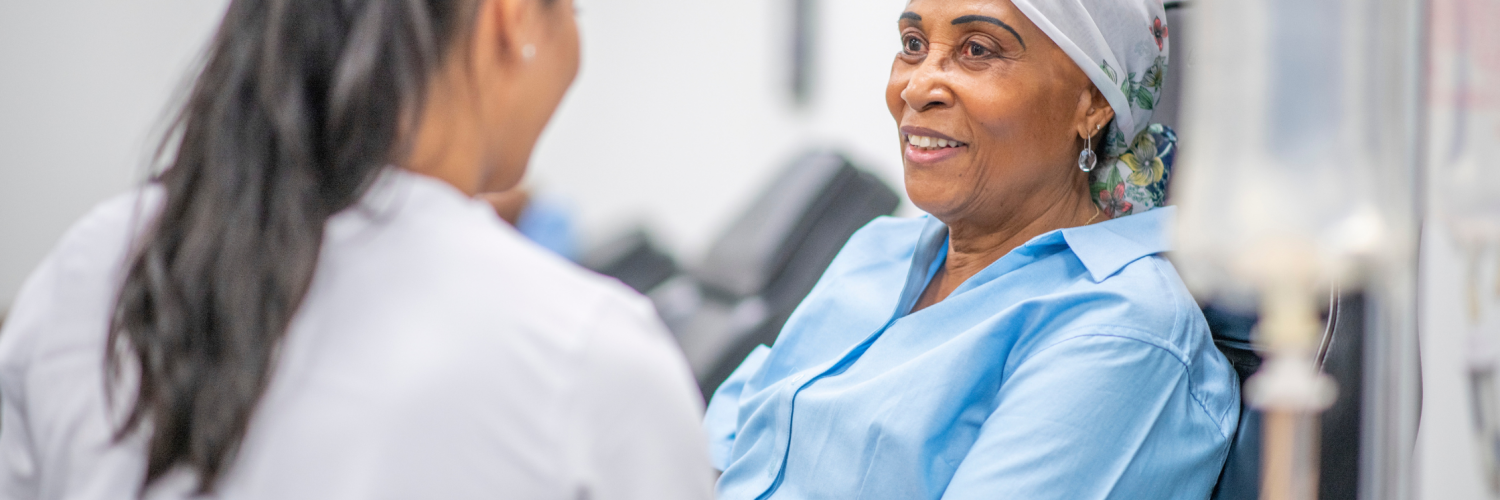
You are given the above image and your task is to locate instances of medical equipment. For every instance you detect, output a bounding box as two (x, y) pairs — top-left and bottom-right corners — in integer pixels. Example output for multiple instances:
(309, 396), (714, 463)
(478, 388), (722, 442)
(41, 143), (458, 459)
(1426, 0), (1500, 494)
(1173, 0), (1425, 498)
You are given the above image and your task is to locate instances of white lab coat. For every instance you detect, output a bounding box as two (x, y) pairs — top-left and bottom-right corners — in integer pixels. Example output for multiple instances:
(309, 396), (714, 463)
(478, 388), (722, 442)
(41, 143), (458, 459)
(0, 169), (714, 500)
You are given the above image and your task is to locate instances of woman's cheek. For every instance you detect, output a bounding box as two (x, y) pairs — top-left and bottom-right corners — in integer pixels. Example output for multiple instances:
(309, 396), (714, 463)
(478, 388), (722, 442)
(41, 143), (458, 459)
(886, 74), (910, 121)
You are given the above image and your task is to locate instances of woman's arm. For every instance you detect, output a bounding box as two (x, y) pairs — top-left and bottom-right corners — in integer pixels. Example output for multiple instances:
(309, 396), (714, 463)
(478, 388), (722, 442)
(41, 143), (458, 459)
(941, 331), (1235, 500)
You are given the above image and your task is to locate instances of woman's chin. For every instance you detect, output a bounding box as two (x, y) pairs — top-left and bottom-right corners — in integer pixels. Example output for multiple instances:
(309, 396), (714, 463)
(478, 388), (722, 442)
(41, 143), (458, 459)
(902, 182), (964, 220)
(903, 143), (968, 166)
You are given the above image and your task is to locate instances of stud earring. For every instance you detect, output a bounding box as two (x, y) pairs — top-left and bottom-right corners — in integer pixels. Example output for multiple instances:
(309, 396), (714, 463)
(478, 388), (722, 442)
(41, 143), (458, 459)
(522, 44), (537, 61)
(1078, 124), (1100, 173)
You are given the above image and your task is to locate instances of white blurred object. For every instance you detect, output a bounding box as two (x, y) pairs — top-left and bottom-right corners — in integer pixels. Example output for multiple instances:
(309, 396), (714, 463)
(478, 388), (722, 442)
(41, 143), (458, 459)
(1174, 0), (1423, 498)
(1174, 0), (1418, 304)
(1460, 245), (1500, 497)
(1426, 0), (1500, 496)
(1467, 286), (1500, 496)
(1428, 0), (1500, 247)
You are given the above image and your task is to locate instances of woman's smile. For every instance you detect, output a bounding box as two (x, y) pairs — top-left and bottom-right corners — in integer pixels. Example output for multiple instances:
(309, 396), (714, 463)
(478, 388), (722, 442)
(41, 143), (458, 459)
(902, 125), (970, 165)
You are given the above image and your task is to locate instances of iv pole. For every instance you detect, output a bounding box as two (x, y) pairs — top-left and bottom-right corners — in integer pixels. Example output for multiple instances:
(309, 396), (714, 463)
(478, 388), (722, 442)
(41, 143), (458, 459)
(1175, 0), (1425, 497)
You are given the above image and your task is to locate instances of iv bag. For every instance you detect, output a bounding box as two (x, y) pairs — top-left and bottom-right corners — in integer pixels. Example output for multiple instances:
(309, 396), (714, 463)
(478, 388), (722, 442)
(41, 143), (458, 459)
(1171, 0), (1421, 308)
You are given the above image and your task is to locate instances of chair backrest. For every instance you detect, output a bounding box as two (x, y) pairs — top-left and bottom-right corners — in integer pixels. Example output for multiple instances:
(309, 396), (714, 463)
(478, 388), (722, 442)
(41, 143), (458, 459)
(1202, 291), (1362, 500)
(582, 229), (679, 293)
(677, 151), (900, 398)
(1202, 305), (1263, 500)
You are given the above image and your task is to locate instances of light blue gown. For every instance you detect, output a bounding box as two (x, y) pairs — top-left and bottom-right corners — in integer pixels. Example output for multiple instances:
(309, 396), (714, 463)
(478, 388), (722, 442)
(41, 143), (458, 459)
(704, 207), (1239, 499)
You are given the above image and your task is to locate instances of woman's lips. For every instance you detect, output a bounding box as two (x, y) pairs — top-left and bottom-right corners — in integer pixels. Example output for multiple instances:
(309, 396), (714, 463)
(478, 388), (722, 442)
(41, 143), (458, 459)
(903, 131), (968, 165)
(905, 142), (966, 164)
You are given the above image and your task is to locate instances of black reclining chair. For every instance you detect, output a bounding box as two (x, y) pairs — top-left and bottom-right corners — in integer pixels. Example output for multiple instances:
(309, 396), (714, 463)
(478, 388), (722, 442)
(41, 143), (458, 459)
(583, 151), (901, 399)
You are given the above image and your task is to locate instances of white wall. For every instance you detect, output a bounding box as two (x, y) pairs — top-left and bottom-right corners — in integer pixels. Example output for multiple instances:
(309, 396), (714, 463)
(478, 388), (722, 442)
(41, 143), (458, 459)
(0, 0), (229, 308)
(0, 0), (912, 309)
(531, 0), (912, 259)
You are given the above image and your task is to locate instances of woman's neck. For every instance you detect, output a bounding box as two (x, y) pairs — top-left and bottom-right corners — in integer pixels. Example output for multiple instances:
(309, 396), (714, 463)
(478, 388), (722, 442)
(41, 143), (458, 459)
(912, 187), (1098, 313)
(403, 68), (489, 196)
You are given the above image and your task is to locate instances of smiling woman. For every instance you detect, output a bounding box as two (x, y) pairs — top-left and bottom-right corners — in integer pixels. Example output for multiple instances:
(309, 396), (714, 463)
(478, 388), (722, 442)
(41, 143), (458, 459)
(703, 0), (1237, 499)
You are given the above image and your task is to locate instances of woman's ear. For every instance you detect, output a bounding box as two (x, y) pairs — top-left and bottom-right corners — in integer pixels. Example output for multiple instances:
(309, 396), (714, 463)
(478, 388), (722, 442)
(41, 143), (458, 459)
(473, 0), (533, 65)
(1074, 85), (1114, 140)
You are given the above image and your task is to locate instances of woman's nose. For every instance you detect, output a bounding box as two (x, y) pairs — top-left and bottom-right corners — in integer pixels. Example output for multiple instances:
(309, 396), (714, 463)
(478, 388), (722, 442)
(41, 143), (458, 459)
(900, 53), (954, 112)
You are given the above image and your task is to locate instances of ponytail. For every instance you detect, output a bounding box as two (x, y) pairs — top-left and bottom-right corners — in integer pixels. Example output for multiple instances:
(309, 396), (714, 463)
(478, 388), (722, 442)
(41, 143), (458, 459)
(108, 0), (477, 493)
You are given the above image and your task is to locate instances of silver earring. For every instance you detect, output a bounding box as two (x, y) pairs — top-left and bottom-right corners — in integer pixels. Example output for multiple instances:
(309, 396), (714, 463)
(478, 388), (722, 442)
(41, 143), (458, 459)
(522, 44), (537, 61)
(1078, 126), (1099, 172)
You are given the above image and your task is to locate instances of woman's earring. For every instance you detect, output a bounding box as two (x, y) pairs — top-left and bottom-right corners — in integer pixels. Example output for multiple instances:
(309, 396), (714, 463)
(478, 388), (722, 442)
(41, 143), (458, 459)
(522, 44), (537, 61)
(1078, 128), (1098, 173)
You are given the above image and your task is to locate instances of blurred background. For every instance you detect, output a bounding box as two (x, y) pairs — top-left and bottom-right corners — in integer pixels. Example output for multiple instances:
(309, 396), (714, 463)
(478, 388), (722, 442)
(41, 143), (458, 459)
(0, 0), (1492, 498)
(0, 0), (915, 305)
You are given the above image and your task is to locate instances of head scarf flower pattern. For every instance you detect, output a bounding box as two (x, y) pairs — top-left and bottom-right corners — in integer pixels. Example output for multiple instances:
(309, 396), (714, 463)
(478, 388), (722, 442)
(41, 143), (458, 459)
(1011, 0), (1177, 218)
(1094, 123), (1176, 217)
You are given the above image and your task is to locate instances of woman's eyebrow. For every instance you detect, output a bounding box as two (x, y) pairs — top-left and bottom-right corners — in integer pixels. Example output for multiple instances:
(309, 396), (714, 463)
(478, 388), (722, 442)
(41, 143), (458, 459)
(951, 15), (1026, 49)
(899, 12), (922, 23)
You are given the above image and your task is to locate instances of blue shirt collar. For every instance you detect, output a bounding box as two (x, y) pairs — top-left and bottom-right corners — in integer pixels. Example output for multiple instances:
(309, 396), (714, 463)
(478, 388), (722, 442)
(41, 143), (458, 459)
(915, 206), (1174, 289)
(1062, 206), (1174, 283)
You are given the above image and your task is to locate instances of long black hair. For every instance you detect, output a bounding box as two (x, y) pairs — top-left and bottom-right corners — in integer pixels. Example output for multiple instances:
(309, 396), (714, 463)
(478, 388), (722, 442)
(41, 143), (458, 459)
(107, 0), (480, 493)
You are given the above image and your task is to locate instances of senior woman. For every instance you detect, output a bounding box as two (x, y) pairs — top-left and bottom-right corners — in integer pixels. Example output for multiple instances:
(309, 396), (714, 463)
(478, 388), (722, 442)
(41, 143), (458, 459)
(703, 0), (1238, 498)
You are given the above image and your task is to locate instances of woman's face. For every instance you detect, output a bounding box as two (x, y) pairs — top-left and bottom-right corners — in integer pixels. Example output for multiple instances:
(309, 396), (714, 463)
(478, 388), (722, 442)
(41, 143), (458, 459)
(887, 0), (1106, 224)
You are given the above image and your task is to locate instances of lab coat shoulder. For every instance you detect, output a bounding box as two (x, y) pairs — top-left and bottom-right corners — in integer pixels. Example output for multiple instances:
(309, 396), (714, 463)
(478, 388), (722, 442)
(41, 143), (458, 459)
(448, 222), (717, 500)
(0, 186), (159, 382)
(329, 184), (713, 499)
(0, 187), (163, 499)
(362, 186), (674, 353)
(569, 288), (717, 500)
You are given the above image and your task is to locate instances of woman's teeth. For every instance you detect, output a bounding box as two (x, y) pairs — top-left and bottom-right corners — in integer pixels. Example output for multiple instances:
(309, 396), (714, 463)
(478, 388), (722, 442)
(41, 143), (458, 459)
(906, 135), (964, 149)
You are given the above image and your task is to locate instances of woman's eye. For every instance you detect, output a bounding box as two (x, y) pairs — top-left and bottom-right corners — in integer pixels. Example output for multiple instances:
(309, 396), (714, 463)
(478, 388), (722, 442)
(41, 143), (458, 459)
(966, 41), (990, 57)
(903, 36), (925, 54)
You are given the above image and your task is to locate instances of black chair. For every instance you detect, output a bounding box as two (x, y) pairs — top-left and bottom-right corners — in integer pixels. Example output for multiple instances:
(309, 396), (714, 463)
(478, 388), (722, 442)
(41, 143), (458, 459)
(584, 151), (901, 400)
(669, 151), (900, 399)
(1202, 305), (1263, 500)
(1203, 291), (1364, 500)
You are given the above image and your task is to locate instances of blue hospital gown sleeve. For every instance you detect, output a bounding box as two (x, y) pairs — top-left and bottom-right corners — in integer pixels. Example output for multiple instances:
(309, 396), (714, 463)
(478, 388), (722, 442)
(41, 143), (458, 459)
(940, 331), (1230, 500)
(703, 345), (771, 471)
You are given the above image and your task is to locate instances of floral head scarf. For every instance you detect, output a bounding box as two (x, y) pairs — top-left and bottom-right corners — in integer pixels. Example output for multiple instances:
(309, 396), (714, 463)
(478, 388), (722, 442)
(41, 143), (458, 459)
(1011, 0), (1176, 218)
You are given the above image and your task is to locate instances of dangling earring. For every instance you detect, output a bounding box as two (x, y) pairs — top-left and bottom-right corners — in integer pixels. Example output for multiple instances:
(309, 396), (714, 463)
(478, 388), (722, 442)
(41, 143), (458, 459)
(1078, 124), (1100, 173)
(522, 44), (537, 61)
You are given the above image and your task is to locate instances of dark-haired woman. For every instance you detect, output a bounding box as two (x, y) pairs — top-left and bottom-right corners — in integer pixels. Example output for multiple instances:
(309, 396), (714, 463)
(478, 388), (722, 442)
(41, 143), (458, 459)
(0, 1), (712, 498)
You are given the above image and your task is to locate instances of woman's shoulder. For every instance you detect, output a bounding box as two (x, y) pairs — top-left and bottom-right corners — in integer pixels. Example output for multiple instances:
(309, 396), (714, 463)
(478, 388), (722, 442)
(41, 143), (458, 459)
(0, 186), (162, 403)
(1016, 254), (1238, 434)
(284, 178), (698, 444)
(343, 199), (658, 339)
(820, 215), (929, 274)
(332, 171), (638, 313)
(1025, 208), (1206, 354)
(50, 186), (163, 266)
(792, 214), (929, 308)
(1, 186), (162, 319)
(1032, 251), (1212, 367)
